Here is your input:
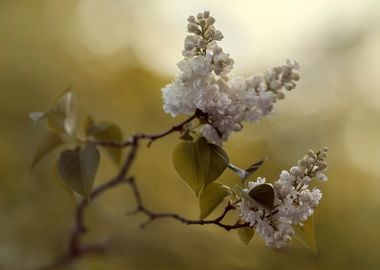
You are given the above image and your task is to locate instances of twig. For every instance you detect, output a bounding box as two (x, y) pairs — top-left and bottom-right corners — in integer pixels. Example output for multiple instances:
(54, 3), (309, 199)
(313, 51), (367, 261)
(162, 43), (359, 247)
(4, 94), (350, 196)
(126, 177), (249, 231)
(92, 111), (199, 148)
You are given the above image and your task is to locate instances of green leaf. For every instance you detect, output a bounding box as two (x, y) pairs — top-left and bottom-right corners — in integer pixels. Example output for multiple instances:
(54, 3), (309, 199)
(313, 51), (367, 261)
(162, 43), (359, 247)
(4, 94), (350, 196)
(31, 131), (64, 170)
(90, 122), (123, 164)
(53, 165), (75, 203)
(244, 158), (267, 179)
(57, 143), (100, 199)
(227, 158), (267, 180)
(207, 144), (229, 187)
(46, 90), (77, 136)
(81, 114), (95, 136)
(47, 84), (72, 111)
(172, 137), (210, 196)
(57, 148), (84, 196)
(248, 183), (274, 210)
(295, 215), (318, 255)
(80, 143), (100, 198)
(199, 182), (230, 219)
(237, 227), (255, 245)
(172, 138), (229, 196)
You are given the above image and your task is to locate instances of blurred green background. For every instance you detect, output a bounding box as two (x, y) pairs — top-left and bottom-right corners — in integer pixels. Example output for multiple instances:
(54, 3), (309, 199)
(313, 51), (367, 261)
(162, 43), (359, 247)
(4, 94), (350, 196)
(1, 0), (380, 269)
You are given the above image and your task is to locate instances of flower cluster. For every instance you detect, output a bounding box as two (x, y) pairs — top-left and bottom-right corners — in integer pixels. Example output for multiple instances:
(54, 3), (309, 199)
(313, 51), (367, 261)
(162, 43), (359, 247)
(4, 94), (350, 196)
(238, 148), (328, 248)
(162, 11), (300, 145)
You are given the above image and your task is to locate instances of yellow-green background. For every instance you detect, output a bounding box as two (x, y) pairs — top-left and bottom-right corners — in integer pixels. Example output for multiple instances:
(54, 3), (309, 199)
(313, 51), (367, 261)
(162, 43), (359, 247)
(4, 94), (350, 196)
(1, 0), (380, 269)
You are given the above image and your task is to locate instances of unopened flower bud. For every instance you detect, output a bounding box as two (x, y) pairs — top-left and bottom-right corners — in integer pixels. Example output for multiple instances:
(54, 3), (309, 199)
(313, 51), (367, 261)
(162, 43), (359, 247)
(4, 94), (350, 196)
(198, 18), (207, 28)
(204, 27), (215, 39)
(187, 16), (196, 23)
(290, 166), (303, 177)
(291, 73), (300, 81)
(316, 172), (328, 182)
(270, 80), (282, 91)
(276, 92), (285, 100)
(213, 30), (223, 41)
(284, 82), (295, 90)
(206, 16), (215, 28)
(187, 23), (201, 35)
(307, 149), (315, 157)
(317, 161), (327, 170)
(298, 159), (307, 169)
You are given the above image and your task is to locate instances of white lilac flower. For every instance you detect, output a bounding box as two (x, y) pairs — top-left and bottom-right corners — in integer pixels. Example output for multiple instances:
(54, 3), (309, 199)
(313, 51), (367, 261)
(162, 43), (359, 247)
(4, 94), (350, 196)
(238, 148), (328, 248)
(161, 11), (300, 144)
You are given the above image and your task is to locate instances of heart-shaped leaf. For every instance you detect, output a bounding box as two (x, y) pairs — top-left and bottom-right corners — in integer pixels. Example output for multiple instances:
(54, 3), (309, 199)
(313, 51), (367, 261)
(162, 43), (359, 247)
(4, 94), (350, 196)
(248, 183), (274, 210)
(172, 137), (210, 196)
(85, 120), (123, 165)
(237, 227), (255, 245)
(31, 131), (64, 170)
(57, 143), (100, 199)
(80, 143), (100, 195)
(207, 144), (229, 186)
(295, 215), (318, 255)
(199, 182), (230, 219)
(89, 122), (123, 164)
(172, 138), (229, 196)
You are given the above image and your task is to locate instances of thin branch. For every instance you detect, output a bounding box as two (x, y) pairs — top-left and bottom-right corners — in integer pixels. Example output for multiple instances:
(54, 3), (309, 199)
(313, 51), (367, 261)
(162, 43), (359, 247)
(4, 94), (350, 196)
(126, 177), (250, 231)
(92, 111), (198, 148)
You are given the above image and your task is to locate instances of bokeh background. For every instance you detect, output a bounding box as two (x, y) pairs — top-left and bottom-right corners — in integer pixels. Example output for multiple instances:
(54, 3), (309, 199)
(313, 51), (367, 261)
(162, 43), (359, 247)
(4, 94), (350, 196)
(1, 0), (380, 269)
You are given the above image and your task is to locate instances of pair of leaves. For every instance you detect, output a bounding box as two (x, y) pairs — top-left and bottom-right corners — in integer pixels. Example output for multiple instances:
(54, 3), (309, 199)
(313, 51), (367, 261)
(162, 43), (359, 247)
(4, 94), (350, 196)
(57, 143), (100, 199)
(172, 137), (229, 196)
(30, 87), (78, 136)
(83, 116), (123, 165)
(30, 89), (78, 170)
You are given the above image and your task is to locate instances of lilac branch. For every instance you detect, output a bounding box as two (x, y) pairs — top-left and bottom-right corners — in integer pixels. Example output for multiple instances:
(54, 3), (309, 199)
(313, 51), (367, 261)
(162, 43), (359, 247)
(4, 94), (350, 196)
(36, 110), (249, 270)
(127, 177), (249, 231)
(92, 111), (199, 148)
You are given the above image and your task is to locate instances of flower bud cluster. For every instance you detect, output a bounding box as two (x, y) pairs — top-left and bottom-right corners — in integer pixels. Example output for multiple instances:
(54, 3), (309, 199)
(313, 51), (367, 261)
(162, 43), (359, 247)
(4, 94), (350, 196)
(162, 11), (300, 145)
(238, 148), (328, 248)
(183, 11), (224, 57)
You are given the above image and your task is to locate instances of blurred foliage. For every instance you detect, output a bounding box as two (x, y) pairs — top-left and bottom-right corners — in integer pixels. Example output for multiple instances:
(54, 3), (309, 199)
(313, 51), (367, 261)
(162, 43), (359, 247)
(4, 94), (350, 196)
(1, 0), (380, 270)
